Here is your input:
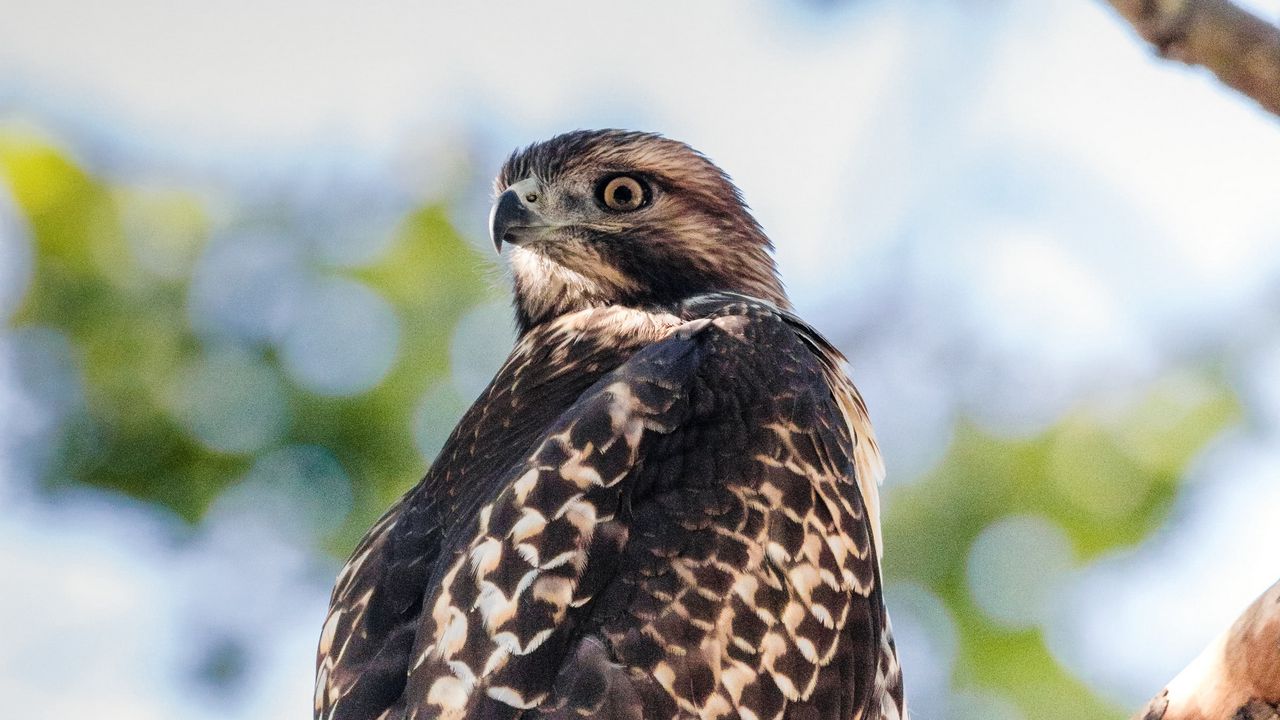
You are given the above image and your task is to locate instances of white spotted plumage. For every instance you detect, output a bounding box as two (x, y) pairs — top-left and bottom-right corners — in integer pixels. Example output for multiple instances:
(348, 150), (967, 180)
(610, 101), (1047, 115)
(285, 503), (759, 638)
(315, 130), (904, 720)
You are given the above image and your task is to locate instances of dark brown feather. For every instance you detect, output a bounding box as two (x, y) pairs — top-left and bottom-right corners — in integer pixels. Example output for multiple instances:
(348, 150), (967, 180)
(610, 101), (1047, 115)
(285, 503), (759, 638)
(316, 130), (903, 720)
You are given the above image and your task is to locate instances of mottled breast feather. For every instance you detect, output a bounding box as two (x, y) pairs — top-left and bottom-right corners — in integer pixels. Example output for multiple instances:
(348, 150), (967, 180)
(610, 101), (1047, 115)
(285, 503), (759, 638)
(316, 296), (904, 720)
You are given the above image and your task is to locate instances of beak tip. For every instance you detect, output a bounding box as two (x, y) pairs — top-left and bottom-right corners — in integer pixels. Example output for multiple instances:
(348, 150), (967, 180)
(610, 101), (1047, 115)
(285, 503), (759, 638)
(488, 196), (504, 255)
(489, 187), (534, 257)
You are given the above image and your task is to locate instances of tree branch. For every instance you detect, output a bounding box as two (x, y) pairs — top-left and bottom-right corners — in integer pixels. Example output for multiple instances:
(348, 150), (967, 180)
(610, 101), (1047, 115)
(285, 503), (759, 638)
(1136, 578), (1280, 720)
(1102, 0), (1280, 117)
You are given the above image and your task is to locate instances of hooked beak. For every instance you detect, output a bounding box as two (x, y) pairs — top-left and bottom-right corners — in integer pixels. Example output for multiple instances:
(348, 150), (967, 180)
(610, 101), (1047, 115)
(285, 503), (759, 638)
(489, 178), (546, 253)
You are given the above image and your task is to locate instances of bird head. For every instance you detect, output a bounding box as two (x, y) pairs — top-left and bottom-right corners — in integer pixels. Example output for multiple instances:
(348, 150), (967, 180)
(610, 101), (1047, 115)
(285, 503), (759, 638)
(491, 129), (788, 333)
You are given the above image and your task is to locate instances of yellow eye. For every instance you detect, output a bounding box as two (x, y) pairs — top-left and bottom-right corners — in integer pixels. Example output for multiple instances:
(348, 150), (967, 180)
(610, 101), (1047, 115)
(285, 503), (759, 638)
(599, 175), (647, 212)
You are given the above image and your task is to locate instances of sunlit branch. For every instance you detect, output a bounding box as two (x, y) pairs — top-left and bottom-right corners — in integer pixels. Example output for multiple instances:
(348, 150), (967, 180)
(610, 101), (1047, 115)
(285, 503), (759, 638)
(1136, 578), (1280, 720)
(1102, 0), (1280, 117)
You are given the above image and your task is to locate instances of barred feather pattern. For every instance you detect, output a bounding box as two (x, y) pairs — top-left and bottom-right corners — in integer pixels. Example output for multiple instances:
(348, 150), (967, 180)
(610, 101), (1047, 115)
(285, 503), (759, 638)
(315, 307), (687, 720)
(401, 322), (706, 719)
(316, 296), (904, 720)
(559, 297), (901, 720)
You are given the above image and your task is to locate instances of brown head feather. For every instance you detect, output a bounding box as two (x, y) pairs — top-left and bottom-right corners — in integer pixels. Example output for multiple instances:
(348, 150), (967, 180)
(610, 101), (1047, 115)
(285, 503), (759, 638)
(495, 130), (788, 334)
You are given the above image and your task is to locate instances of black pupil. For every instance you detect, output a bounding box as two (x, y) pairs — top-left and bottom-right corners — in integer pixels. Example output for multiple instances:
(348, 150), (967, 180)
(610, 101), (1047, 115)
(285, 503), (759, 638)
(611, 183), (634, 206)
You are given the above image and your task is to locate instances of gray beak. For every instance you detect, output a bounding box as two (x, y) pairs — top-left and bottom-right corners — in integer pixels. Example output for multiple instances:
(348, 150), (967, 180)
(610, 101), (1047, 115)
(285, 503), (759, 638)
(489, 178), (543, 253)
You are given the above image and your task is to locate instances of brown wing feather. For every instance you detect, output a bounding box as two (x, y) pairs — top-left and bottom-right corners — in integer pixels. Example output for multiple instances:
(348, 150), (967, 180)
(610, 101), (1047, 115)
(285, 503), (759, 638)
(563, 300), (893, 720)
(398, 322), (707, 719)
(315, 306), (685, 720)
(317, 297), (903, 720)
(315, 498), (421, 720)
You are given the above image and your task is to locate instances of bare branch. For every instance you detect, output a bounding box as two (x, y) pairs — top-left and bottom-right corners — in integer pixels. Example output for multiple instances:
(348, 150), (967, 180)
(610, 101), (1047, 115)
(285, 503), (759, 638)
(1136, 579), (1280, 720)
(1102, 0), (1280, 117)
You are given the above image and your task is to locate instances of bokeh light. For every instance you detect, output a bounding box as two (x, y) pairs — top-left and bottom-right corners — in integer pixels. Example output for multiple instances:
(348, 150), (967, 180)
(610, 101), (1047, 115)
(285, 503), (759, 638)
(165, 346), (290, 455)
(277, 276), (401, 397)
(0, 183), (32, 319)
(211, 445), (353, 543)
(448, 298), (514, 401)
(966, 514), (1075, 631)
(188, 229), (308, 346)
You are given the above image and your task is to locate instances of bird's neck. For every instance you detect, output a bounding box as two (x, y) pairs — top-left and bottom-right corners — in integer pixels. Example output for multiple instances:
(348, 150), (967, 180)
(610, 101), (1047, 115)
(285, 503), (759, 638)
(508, 245), (792, 337)
(512, 267), (615, 338)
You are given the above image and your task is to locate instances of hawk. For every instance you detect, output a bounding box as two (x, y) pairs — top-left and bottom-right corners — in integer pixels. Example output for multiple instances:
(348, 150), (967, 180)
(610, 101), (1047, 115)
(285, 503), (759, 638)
(315, 130), (905, 720)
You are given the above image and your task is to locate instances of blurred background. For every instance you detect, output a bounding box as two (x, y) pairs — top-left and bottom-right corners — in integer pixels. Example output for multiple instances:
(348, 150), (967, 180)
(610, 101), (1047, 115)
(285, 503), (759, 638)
(2, 1), (1279, 718)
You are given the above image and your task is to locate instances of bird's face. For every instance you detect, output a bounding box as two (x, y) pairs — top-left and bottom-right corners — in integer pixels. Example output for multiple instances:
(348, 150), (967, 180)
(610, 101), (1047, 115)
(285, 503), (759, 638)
(491, 130), (787, 333)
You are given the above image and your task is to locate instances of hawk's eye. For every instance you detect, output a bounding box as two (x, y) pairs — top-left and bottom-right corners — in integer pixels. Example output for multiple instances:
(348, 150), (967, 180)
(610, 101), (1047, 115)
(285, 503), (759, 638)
(598, 175), (648, 212)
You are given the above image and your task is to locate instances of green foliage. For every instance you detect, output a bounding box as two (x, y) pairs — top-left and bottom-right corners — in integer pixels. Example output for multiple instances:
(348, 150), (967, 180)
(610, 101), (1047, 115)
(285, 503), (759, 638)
(0, 124), (495, 541)
(884, 373), (1238, 719)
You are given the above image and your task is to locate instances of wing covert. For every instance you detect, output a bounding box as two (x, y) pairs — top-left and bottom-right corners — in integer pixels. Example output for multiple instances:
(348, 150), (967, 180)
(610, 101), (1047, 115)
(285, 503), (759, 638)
(400, 321), (709, 719)
(318, 301), (902, 720)
(567, 301), (892, 720)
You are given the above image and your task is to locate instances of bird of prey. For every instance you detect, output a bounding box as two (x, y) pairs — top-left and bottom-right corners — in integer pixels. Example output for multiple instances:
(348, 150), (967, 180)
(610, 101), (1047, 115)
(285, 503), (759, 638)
(315, 129), (905, 720)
